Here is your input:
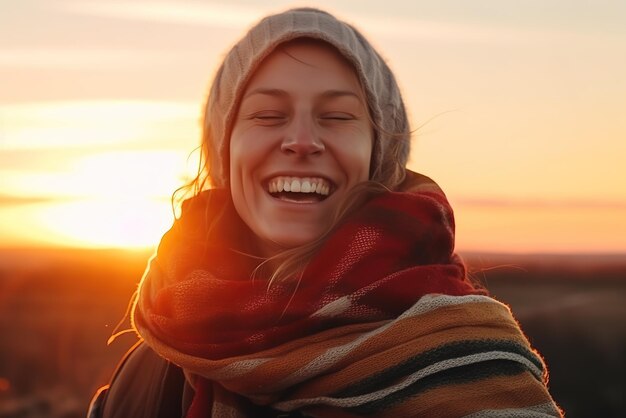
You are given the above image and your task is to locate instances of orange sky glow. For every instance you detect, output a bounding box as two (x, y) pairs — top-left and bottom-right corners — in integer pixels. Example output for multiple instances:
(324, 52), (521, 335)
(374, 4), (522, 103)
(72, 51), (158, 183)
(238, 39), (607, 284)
(1, 0), (625, 254)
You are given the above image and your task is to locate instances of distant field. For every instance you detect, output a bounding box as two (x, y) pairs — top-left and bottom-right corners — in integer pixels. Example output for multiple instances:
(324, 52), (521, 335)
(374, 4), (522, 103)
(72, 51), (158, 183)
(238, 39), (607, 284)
(0, 248), (624, 417)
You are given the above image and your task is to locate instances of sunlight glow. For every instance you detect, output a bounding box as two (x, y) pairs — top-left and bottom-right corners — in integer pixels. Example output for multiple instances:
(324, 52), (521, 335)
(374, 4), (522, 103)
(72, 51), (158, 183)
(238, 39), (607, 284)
(0, 148), (198, 248)
(38, 198), (173, 248)
(69, 150), (194, 199)
(1, 101), (199, 149)
(0, 198), (174, 249)
(1, 150), (198, 199)
(0, 99), (201, 249)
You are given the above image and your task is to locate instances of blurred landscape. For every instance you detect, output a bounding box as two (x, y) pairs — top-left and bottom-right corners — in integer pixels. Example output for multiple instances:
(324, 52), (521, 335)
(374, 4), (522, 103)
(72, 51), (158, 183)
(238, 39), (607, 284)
(0, 248), (624, 417)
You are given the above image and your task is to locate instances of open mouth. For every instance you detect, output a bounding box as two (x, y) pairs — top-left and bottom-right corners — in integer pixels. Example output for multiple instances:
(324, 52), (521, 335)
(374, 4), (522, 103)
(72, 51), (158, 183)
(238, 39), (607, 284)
(267, 176), (333, 203)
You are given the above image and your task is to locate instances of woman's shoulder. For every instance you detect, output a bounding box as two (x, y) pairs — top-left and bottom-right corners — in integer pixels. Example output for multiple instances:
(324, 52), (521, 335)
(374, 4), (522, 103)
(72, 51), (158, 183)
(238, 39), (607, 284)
(88, 343), (307, 418)
(87, 341), (186, 418)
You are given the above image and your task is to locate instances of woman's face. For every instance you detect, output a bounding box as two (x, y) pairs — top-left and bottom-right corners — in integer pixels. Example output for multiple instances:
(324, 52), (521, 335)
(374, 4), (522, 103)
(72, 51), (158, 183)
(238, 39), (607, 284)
(229, 41), (372, 255)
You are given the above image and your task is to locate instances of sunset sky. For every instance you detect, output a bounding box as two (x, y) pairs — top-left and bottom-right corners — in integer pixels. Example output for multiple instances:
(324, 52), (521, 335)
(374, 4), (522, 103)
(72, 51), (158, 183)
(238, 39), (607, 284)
(1, 0), (625, 253)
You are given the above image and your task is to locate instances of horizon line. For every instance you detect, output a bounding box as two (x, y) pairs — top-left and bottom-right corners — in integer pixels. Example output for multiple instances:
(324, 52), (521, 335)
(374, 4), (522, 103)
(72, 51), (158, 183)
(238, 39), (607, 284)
(2, 193), (625, 210)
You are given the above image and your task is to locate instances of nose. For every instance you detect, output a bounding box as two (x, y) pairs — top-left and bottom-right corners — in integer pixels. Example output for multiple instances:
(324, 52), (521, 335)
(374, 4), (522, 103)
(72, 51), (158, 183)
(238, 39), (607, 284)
(280, 115), (325, 156)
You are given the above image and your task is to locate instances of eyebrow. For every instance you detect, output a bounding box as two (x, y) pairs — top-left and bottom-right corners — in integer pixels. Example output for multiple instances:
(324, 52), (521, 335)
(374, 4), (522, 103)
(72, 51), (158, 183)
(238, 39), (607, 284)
(243, 88), (289, 99)
(319, 90), (362, 101)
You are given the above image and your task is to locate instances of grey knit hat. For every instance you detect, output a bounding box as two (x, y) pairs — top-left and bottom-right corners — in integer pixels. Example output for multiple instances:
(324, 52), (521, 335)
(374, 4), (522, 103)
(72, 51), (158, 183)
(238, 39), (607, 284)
(203, 7), (410, 189)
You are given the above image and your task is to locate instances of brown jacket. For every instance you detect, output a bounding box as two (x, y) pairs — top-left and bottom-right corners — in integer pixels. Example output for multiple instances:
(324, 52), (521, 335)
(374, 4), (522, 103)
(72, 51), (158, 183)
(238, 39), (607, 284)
(88, 342), (305, 418)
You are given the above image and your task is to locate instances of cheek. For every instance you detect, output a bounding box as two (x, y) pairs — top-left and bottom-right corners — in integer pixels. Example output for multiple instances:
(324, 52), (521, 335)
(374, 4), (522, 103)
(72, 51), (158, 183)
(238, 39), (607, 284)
(229, 129), (247, 172)
(336, 129), (373, 181)
(229, 129), (271, 217)
(230, 129), (261, 181)
(229, 132), (251, 212)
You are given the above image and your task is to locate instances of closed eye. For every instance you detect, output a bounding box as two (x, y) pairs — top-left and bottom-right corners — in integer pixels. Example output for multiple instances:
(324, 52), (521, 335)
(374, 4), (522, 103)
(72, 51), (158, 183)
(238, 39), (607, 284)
(320, 113), (354, 121)
(250, 111), (287, 126)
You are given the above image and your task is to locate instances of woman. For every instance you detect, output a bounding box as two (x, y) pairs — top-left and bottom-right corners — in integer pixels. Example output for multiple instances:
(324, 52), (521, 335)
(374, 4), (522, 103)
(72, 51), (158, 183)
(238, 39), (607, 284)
(89, 7), (563, 418)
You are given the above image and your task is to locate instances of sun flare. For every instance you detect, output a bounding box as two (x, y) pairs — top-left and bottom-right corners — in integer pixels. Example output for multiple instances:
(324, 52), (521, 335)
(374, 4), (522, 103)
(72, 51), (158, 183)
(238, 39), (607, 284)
(1, 150), (199, 249)
(40, 149), (197, 248)
(39, 198), (174, 248)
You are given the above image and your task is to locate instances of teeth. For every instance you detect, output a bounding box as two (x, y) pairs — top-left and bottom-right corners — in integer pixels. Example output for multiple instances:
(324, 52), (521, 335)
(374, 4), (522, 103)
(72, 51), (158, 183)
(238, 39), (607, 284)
(291, 179), (301, 193)
(267, 176), (331, 196)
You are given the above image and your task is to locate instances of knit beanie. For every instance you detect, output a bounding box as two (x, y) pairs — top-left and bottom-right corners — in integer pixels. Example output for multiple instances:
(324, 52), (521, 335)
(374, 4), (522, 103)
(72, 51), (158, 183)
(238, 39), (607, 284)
(203, 7), (410, 189)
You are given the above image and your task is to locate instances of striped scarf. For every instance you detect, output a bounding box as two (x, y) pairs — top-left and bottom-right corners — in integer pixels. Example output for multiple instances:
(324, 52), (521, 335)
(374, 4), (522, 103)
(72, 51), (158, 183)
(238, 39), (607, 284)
(132, 172), (562, 417)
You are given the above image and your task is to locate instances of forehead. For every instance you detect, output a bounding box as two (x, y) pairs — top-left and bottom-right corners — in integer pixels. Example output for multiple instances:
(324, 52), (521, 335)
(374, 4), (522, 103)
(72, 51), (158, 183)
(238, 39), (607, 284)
(243, 40), (363, 95)
(277, 38), (354, 69)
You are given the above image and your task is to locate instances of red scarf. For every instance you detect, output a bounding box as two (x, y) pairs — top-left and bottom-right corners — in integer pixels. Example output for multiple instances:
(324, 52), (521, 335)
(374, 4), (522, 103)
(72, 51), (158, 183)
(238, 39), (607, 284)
(132, 171), (486, 416)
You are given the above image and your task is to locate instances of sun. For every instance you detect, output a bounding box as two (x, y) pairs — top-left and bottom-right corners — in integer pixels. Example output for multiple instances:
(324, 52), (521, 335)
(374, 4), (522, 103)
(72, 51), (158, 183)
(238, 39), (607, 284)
(52, 150), (196, 248)
(38, 198), (174, 249)
(1, 99), (203, 249)
(19, 150), (199, 249)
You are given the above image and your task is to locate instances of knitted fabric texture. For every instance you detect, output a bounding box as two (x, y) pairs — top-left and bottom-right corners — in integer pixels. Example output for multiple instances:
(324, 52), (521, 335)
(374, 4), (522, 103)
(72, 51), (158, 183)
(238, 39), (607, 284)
(185, 296), (562, 418)
(132, 172), (562, 417)
(203, 7), (410, 188)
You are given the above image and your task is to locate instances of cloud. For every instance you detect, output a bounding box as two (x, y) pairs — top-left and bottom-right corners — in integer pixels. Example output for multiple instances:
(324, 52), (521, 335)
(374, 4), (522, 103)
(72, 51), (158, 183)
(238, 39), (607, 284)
(61, 0), (264, 29)
(0, 194), (61, 206)
(0, 100), (199, 150)
(0, 49), (182, 70)
(58, 0), (594, 46)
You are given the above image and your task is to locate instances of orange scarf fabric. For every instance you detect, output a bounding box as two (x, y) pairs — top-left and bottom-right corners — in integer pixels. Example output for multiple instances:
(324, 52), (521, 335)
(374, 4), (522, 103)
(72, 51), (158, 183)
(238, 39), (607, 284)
(132, 172), (562, 417)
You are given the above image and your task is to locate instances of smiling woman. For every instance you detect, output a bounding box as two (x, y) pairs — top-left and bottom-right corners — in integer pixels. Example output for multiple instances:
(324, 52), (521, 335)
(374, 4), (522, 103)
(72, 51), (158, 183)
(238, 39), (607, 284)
(89, 7), (562, 418)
